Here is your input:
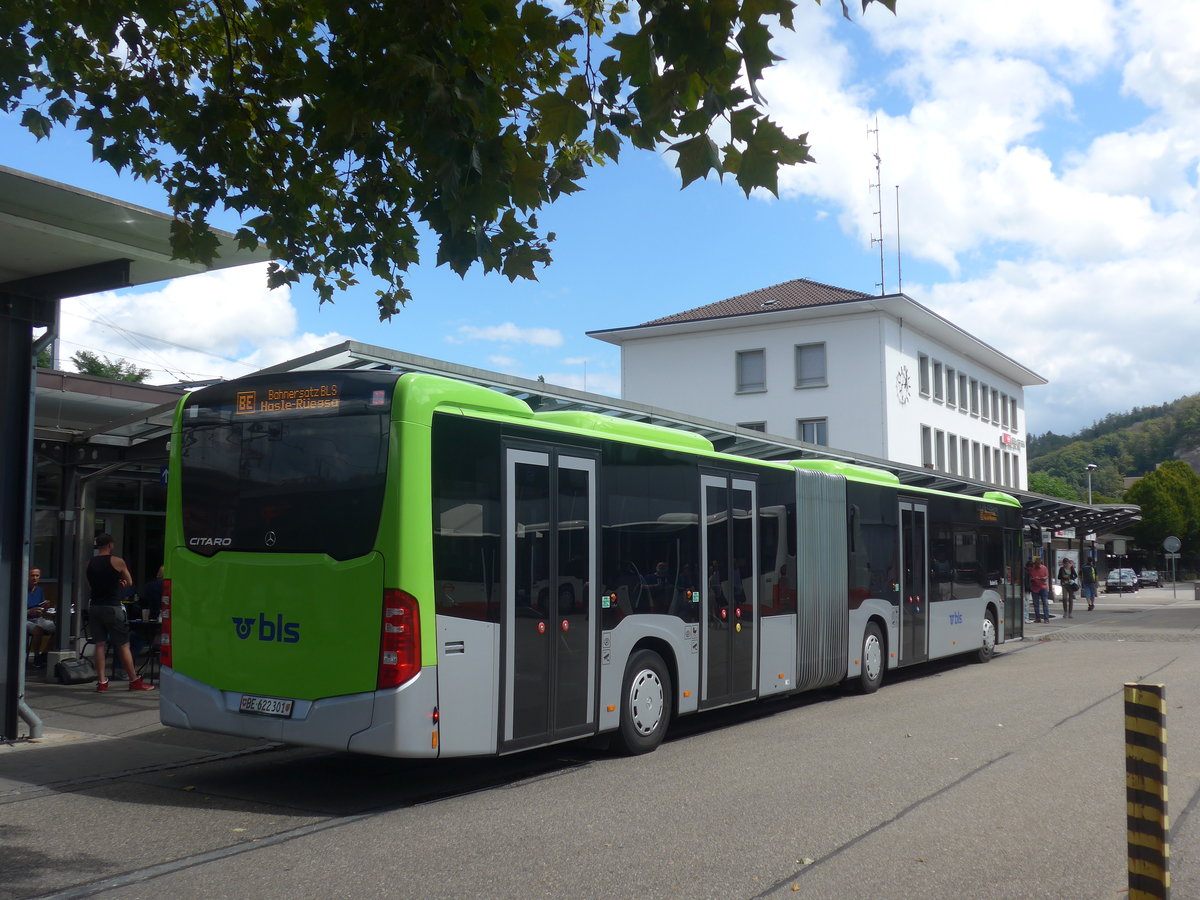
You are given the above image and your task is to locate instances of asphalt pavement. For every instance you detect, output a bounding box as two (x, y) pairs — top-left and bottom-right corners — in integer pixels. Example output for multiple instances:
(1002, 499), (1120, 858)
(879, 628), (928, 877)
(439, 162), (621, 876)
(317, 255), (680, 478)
(3, 583), (1197, 898)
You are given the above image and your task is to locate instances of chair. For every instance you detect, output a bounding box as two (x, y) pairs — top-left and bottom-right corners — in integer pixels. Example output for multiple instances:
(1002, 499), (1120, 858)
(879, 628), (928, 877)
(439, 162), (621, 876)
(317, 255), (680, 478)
(135, 621), (162, 683)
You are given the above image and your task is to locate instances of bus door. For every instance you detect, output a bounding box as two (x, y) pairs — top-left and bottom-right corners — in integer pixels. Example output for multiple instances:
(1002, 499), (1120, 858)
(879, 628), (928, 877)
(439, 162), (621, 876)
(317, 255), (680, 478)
(700, 473), (758, 707)
(502, 447), (597, 751)
(1003, 527), (1023, 640)
(898, 500), (929, 665)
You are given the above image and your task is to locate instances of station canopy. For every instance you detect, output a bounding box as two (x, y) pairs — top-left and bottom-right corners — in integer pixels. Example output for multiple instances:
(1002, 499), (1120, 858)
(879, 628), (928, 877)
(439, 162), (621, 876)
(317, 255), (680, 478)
(2, 165), (272, 464)
(256, 341), (1141, 537)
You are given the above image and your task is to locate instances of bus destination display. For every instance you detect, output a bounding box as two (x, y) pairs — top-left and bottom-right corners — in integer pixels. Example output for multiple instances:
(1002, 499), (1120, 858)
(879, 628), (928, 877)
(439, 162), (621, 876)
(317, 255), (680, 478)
(184, 371), (397, 423)
(235, 383), (344, 415)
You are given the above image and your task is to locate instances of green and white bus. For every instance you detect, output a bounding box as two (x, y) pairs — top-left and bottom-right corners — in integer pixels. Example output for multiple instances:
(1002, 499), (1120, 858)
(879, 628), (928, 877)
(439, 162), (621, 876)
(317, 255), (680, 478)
(160, 370), (1024, 757)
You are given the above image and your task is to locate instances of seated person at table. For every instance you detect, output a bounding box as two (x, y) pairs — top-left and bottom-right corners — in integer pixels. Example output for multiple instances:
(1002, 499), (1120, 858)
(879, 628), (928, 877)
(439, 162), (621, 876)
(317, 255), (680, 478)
(141, 567), (165, 620)
(27, 567), (52, 667)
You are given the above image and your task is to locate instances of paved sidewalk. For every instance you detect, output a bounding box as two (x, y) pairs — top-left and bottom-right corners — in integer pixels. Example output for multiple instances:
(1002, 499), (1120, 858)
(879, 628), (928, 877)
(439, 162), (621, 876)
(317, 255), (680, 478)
(3, 676), (277, 789)
(1019, 581), (1199, 636)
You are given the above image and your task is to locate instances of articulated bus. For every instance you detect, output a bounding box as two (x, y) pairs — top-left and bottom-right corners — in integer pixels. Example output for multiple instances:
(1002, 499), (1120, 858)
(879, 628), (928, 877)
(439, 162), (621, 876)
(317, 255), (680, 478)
(160, 370), (1024, 757)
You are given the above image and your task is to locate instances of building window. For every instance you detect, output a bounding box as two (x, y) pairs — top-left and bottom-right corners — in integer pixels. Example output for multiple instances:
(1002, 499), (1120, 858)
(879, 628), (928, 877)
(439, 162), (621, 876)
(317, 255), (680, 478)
(1009, 397), (1017, 431)
(980, 383), (989, 421)
(945, 368), (956, 406)
(958, 373), (969, 412)
(794, 342), (827, 389)
(982, 447), (992, 483)
(738, 421), (766, 432)
(991, 389), (1000, 424)
(970, 379), (979, 416)
(961, 438), (971, 477)
(1001, 393), (1009, 428)
(934, 429), (945, 470)
(1002, 451), (1011, 486)
(947, 433), (958, 475)
(993, 448), (1002, 484)
(921, 425), (932, 467)
(933, 361), (944, 402)
(736, 349), (766, 393)
(918, 354), (930, 397)
(797, 418), (828, 446)
(972, 441), (981, 478)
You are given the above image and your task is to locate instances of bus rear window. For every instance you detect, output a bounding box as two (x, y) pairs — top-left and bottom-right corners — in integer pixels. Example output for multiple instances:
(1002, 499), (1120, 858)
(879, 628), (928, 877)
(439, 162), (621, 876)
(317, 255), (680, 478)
(179, 373), (394, 560)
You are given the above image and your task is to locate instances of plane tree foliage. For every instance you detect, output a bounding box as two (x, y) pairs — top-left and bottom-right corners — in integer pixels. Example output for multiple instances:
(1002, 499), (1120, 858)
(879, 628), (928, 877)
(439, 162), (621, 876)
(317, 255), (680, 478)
(1124, 461), (1200, 560)
(1, 0), (894, 318)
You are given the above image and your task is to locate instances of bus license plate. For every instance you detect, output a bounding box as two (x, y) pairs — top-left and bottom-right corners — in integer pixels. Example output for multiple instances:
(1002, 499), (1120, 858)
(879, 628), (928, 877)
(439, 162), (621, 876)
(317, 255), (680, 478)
(239, 694), (294, 718)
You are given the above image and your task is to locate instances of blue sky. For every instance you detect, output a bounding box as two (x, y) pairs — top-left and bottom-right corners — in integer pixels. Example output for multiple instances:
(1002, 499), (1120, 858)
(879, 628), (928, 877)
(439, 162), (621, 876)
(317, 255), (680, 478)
(7, 0), (1200, 437)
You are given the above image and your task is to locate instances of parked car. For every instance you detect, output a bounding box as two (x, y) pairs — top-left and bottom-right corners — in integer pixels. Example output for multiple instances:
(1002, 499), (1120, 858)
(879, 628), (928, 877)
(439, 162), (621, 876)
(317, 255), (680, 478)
(1105, 568), (1138, 593)
(1139, 569), (1163, 588)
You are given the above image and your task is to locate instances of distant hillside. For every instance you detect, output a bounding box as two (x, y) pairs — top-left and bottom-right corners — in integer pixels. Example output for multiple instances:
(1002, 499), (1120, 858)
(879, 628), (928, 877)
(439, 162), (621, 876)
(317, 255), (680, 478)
(1028, 393), (1200, 502)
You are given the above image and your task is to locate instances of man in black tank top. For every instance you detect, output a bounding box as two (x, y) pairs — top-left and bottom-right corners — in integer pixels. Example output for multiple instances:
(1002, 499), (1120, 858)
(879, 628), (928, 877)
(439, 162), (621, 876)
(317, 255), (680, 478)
(87, 534), (155, 692)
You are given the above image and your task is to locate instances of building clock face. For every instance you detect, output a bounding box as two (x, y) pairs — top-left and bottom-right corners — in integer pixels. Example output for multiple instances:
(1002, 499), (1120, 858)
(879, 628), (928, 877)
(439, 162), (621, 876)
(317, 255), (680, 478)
(895, 365), (912, 404)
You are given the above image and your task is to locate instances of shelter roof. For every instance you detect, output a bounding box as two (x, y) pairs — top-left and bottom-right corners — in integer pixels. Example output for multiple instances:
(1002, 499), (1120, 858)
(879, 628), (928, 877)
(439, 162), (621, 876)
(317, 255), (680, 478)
(262, 340), (1137, 534)
(0, 164), (269, 292)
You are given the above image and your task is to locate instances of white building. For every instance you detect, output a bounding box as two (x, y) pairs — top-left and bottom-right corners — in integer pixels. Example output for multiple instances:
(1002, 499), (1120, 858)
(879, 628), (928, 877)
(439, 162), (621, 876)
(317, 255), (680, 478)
(588, 278), (1046, 490)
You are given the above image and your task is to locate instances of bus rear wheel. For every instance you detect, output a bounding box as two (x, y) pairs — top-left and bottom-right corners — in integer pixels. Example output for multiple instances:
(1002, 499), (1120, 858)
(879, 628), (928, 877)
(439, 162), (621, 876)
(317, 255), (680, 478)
(616, 650), (671, 755)
(977, 611), (997, 663)
(857, 623), (884, 693)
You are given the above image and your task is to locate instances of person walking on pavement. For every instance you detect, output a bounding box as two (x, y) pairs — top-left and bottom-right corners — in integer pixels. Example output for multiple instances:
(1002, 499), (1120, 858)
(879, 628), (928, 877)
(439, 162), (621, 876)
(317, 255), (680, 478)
(1080, 559), (1098, 610)
(1029, 557), (1051, 623)
(1057, 558), (1078, 618)
(86, 533), (154, 692)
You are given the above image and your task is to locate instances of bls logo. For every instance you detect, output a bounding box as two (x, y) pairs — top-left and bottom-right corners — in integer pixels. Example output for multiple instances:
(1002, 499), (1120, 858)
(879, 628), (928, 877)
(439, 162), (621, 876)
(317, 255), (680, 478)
(231, 613), (301, 643)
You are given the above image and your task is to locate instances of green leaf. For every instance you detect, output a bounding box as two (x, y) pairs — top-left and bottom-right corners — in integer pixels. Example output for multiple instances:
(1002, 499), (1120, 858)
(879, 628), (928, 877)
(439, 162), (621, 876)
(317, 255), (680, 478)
(47, 97), (75, 124)
(735, 144), (779, 196)
(736, 21), (778, 85)
(20, 107), (51, 139)
(730, 107), (758, 143)
(592, 126), (621, 162)
(609, 30), (654, 85)
(532, 93), (589, 144)
(671, 135), (721, 188)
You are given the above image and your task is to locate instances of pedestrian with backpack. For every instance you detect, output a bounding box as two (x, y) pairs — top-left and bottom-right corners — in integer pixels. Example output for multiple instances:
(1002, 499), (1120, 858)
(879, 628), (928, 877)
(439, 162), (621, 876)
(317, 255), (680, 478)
(1080, 559), (1098, 611)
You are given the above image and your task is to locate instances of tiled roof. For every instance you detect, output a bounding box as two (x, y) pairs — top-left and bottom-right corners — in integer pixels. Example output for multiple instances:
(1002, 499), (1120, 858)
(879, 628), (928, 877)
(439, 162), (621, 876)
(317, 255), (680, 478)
(639, 278), (873, 326)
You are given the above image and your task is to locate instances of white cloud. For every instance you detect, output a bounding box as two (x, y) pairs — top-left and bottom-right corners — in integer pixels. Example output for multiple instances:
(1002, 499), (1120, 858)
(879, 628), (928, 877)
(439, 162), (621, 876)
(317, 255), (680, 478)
(55, 263), (348, 383)
(452, 322), (564, 347)
(749, 0), (1200, 432)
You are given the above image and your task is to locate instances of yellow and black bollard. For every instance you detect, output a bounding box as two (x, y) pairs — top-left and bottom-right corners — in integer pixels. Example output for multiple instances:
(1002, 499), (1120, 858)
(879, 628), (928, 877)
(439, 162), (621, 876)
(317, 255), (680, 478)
(1125, 682), (1169, 899)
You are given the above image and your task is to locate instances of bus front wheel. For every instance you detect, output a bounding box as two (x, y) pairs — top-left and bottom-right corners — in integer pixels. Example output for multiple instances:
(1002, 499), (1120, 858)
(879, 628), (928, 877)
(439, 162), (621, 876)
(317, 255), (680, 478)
(858, 623), (884, 693)
(616, 650), (671, 755)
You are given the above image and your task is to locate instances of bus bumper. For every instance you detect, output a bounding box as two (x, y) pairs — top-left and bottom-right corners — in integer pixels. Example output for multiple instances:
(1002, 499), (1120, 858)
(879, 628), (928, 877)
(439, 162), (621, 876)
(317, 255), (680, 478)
(160, 666), (439, 757)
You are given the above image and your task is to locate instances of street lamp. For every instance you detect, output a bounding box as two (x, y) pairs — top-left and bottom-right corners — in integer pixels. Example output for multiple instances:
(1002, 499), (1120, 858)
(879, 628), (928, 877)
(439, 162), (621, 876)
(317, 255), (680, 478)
(1086, 463), (1097, 505)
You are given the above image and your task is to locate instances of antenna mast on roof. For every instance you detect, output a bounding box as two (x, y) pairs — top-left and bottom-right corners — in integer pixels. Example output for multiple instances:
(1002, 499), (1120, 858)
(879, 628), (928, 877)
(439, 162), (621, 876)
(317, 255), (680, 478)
(869, 117), (885, 296)
(895, 184), (903, 294)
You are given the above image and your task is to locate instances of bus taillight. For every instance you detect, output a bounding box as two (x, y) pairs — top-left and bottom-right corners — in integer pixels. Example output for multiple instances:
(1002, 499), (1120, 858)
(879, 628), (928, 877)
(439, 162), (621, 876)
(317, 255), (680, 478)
(160, 580), (172, 668)
(379, 589), (420, 688)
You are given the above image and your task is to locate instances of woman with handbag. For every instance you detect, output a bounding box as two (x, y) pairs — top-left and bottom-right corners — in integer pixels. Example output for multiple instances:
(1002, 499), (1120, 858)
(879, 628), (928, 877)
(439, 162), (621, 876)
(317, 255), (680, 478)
(1057, 559), (1079, 619)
